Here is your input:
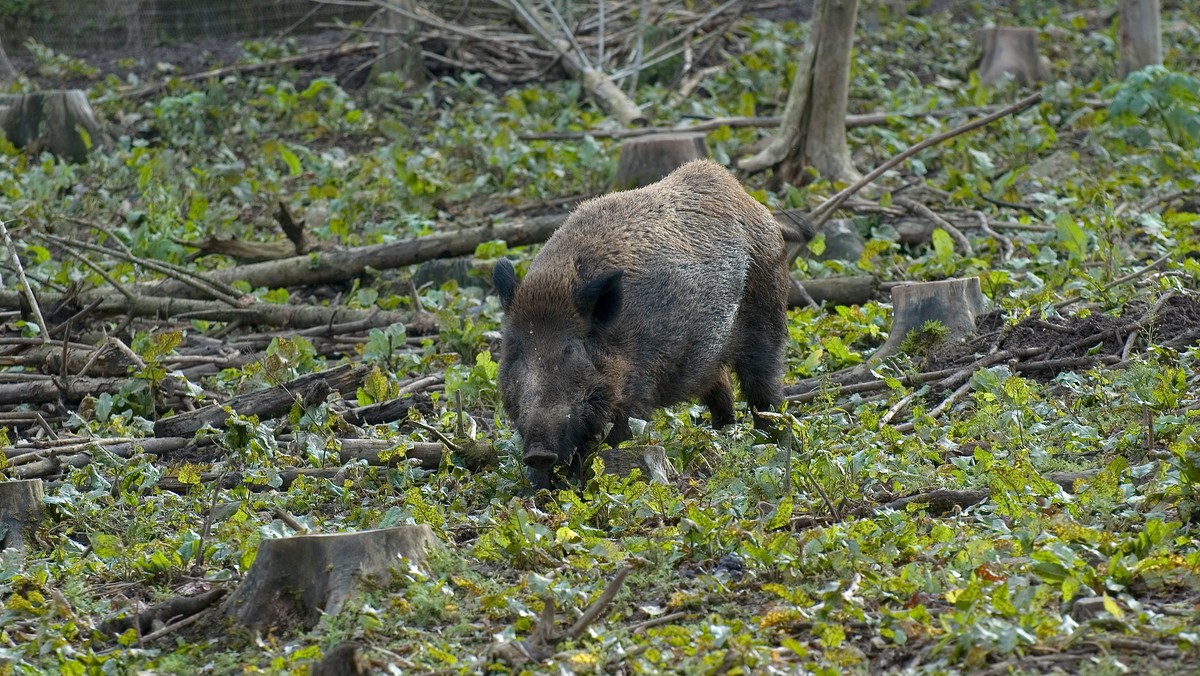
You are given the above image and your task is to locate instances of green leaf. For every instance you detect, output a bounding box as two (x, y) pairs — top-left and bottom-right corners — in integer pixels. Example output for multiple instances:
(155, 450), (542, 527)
(931, 228), (955, 267)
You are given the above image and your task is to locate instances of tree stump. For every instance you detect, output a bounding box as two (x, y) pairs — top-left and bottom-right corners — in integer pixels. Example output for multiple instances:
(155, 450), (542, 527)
(977, 27), (1047, 86)
(1118, 0), (1161, 77)
(373, 0), (424, 85)
(597, 445), (671, 484)
(222, 525), (440, 632)
(0, 479), (43, 552)
(612, 133), (708, 190)
(0, 91), (107, 162)
(870, 277), (986, 362)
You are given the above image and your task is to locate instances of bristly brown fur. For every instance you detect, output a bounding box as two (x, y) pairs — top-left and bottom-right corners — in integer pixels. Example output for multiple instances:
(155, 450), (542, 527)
(495, 159), (790, 487)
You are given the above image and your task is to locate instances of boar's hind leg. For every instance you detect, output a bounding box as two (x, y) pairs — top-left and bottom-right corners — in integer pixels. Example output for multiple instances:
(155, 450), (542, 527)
(731, 277), (787, 422)
(702, 369), (736, 428)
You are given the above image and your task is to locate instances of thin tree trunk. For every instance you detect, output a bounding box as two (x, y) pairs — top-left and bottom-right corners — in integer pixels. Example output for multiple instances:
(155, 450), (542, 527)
(739, 0), (860, 184)
(1118, 0), (1161, 77)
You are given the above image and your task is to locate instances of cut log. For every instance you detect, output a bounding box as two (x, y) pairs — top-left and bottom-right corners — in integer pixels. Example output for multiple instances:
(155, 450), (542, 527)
(221, 525), (440, 631)
(597, 445), (671, 484)
(612, 133), (708, 190)
(790, 276), (878, 308)
(870, 277), (986, 362)
(1118, 0), (1161, 77)
(0, 91), (107, 162)
(0, 479), (43, 552)
(977, 27), (1047, 86)
(153, 364), (369, 438)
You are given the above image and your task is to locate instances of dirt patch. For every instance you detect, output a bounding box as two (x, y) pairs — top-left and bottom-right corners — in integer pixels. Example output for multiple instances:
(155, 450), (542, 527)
(919, 293), (1200, 378)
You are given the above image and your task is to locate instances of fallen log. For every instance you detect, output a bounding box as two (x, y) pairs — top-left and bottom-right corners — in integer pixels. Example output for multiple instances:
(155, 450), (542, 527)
(0, 291), (410, 331)
(0, 376), (130, 407)
(142, 215), (566, 299)
(221, 525), (440, 631)
(153, 364), (370, 438)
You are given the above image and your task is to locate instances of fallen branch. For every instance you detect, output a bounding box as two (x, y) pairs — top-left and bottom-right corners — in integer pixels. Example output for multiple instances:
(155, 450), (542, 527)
(809, 92), (1044, 229)
(117, 42), (380, 101)
(142, 214), (566, 299)
(491, 566), (631, 665)
(519, 104), (1006, 140)
(0, 291), (410, 332)
(153, 364), (370, 438)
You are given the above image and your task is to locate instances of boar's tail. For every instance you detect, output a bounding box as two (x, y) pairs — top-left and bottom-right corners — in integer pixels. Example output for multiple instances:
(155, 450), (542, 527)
(776, 209), (816, 243)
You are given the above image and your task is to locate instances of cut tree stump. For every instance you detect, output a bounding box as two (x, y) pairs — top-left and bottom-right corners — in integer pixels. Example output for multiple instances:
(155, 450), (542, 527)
(977, 27), (1047, 86)
(0, 90), (107, 162)
(870, 277), (986, 362)
(0, 479), (43, 552)
(1118, 0), (1161, 77)
(222, 525), (440, 632)
(597, 445), (671, 484)
(373, 0), (424, 85)
(612, 133), (708, 190)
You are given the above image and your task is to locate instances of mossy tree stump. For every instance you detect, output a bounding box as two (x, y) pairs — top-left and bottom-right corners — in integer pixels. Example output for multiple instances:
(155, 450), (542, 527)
(871, 277), (986, 362)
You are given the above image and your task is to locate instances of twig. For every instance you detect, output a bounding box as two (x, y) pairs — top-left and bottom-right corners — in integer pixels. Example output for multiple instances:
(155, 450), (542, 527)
(1053, 252), (1171, 310)
(973, 211), (1013, 262)
(631, 611), (689, 634)
(810, 92), (1043, 229)
(272, 507), (309, 534)
(0, 218), (50, 343)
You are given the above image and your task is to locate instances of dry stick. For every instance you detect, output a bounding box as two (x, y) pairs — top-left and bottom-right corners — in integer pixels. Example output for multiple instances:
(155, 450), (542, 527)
(974, 210), (1014, 262)
(40, 233), (245, 307)
(1053, 251), (1172, 311)
(271, 507), (309, 534)
(565, 566), (631, 640)
(524, 105), (1008, 141)
(631, 611), (689, 634)
(76, 220), (249, 302)
(810, 91), (1043, 229)
(894, 196), (973, 257)
(118, 41), (379, 101)
(0, 219), (50, 343)
(56, 244), (136, 302)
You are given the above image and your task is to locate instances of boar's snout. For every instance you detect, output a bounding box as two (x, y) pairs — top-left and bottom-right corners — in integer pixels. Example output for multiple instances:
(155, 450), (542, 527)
(523, 445), (558, 471)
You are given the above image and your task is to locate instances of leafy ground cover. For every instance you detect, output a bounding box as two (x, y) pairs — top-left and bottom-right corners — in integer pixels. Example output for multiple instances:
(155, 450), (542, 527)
(3, 1), (1200, 674)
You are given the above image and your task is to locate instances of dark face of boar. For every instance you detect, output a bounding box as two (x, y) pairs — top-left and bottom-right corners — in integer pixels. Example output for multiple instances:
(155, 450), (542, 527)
(493, 258), (624, 487)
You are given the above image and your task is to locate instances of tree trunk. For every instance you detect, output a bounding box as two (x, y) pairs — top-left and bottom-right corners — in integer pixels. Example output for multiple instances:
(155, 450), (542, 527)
(0, 35), (19, 84)
(612, 133), (708, 190)
(0, 91), (108, 162)
(977, 27), (1046, 86)
(221, 526), (440, 631)
(739, 0), (860, 184)
(1118, 0), (1161, 77)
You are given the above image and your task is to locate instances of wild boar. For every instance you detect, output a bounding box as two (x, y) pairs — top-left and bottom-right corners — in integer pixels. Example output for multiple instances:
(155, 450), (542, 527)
(493, 159), (791, 487)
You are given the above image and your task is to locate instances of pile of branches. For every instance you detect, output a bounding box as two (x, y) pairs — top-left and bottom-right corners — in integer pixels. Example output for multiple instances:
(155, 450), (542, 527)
(348, 0), (750, 84)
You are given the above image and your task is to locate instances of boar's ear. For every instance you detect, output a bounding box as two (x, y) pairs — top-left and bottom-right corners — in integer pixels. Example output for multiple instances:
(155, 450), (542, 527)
(575, 269), (623, 329)
(493, 259), (518, 309)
